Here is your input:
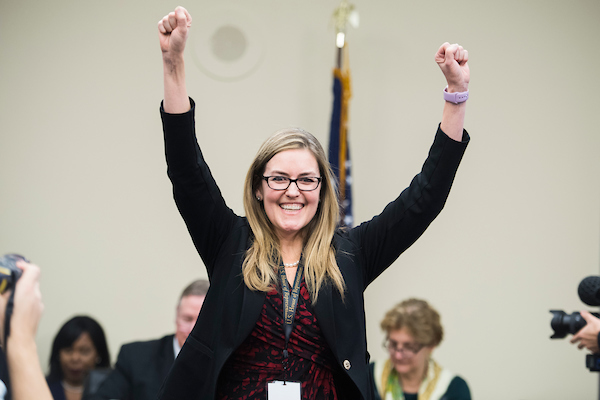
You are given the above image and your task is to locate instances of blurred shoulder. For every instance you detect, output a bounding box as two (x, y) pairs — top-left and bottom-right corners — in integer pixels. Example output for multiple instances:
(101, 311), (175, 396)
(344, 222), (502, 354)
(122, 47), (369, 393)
(446, 375), (471, 399)
(119, 335), (173, 355)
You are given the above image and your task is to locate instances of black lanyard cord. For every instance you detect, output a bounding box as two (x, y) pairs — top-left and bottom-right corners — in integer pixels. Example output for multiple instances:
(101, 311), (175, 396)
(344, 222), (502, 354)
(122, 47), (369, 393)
(278, 261), (304, 383)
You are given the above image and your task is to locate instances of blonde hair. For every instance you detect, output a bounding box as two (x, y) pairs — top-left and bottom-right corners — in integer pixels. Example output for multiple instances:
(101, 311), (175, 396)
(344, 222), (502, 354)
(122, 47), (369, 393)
(242, 127), (345, 302)
(380, 298), (443, 347)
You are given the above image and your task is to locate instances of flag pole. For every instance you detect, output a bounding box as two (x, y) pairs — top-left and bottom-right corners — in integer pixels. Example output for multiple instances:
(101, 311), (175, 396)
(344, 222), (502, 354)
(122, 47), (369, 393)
(329, 0), (357, 227)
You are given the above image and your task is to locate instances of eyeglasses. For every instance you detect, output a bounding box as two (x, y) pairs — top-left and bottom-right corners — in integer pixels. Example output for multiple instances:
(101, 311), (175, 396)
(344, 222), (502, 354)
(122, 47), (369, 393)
(263, 176), (322, 191)
(383, 339), (425, 356)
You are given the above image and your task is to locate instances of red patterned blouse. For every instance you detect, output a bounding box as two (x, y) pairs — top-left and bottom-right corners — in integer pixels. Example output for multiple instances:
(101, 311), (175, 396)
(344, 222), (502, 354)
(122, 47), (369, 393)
(216, 279), (338, 400)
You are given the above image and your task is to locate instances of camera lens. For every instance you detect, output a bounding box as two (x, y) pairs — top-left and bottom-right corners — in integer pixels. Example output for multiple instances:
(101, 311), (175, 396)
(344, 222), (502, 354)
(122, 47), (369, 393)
(550, 310), (587, 339)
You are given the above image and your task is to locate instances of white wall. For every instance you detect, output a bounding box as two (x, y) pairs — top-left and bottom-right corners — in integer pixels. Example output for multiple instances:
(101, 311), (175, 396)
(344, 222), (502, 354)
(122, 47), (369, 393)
(1, 0), (599, 398)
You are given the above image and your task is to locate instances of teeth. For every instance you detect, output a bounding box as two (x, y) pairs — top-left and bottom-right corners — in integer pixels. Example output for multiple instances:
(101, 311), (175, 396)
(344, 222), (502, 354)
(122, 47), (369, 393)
(281, 204), (302, 210)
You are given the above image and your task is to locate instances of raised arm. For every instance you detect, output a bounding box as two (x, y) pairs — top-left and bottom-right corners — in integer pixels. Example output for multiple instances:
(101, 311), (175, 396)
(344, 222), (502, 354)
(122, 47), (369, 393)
(158, 6), (193, 113)
(435, 42), (470, 141)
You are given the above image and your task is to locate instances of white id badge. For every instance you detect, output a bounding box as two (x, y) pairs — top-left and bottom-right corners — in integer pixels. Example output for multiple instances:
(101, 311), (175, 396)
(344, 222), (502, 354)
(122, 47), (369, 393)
(267, 380), (301, 400)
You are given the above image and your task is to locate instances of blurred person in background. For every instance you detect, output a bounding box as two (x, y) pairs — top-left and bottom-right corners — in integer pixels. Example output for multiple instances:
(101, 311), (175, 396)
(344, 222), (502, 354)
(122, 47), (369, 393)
(46, 316), (110, 400)
(370, 299), (470, 400)
(94, 279), (208, 400)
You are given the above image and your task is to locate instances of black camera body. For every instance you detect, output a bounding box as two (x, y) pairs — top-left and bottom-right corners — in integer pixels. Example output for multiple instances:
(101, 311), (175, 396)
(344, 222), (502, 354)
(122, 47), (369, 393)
(587, 354), (600, 372)
(0, 254), (26, 295)
(1, 254), (28, 345)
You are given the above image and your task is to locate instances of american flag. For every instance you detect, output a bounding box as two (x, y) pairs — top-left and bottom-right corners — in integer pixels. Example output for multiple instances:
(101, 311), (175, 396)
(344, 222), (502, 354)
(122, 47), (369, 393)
(328, 66), (353, 227)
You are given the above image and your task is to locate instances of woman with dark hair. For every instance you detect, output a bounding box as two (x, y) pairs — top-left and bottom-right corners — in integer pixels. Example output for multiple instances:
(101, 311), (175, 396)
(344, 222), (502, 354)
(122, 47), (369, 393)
(46, 316), (110, 400)
(156, 6), (470, 400)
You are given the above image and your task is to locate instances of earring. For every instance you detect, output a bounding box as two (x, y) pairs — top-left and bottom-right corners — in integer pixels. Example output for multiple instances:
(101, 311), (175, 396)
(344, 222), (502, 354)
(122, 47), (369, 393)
(256, 196), (262, 201)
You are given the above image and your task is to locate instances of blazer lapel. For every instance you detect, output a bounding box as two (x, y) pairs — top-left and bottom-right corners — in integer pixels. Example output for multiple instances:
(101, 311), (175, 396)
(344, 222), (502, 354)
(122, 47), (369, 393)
(313, 283), (338, 357)
(234, 281), (266, 344)
(160, 335), (176, 379)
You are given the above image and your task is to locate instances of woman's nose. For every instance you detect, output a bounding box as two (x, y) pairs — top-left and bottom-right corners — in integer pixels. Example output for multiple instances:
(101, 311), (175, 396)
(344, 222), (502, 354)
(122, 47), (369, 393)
(71, 351), (84, 363)
(286, 181), (301, 195)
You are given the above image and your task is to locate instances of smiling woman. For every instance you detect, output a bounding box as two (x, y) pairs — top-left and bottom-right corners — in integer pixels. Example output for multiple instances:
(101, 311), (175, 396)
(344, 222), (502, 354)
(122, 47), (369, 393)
(157, 6), (470, 400)
(243, 130), (343, 297)
(258, 149), (322, 241)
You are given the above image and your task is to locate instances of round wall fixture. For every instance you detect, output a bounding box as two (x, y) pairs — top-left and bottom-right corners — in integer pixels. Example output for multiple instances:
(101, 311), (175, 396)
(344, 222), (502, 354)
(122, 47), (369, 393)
(191, 6), (266, 82)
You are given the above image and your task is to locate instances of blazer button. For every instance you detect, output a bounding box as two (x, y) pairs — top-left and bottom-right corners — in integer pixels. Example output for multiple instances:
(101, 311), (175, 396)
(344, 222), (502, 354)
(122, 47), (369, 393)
(343, 360), (351, 370)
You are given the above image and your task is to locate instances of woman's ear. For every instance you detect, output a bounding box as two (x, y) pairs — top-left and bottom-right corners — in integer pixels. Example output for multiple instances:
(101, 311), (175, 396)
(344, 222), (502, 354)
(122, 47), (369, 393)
(255, 189), (263, 202)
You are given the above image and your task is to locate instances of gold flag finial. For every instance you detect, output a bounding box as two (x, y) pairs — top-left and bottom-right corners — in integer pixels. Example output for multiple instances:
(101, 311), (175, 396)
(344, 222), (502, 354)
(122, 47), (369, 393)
(332, 0), (359, 48)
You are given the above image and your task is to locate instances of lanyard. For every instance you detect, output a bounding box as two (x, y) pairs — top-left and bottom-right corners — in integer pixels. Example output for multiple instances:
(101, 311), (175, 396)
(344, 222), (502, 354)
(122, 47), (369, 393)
(278, 261), (304, 382)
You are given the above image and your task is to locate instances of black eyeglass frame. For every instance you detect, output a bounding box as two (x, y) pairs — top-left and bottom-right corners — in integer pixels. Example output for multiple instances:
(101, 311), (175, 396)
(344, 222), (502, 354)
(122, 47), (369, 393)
(262, 176), (322, 191)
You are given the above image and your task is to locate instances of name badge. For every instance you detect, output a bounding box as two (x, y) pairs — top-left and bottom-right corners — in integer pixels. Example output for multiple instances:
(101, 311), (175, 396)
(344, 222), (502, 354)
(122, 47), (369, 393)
(267, 380), (301, 400)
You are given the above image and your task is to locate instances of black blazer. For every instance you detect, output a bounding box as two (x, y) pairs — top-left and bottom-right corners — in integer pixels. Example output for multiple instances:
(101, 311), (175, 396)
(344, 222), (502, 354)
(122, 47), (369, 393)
(0, 349), (11, 400)
(94, 335), (175, 400)
(158, 100), (469, 400)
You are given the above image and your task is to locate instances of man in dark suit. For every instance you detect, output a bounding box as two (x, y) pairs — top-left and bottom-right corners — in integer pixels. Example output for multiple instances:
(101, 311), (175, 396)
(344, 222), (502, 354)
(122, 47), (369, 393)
(92, 279), (209, 400)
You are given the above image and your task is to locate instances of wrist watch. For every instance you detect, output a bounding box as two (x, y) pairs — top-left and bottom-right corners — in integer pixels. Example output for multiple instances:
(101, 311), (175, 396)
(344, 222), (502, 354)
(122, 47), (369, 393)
(443, 86), (469, 104)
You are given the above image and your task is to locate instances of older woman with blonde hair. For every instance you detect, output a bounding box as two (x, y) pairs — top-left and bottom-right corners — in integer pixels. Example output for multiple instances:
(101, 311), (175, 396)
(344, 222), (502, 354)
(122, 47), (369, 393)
(156, 6), (471, 400)
(371, 299), (471, 400)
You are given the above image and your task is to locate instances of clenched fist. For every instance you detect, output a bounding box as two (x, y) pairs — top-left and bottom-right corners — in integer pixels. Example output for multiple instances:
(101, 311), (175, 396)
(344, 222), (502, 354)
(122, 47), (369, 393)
(158, 6), (193, 59)
(435, 42), (469, 93)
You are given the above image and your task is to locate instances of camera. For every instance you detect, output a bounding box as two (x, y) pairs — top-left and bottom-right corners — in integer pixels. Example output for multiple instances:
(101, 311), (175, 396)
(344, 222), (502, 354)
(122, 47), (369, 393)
(551, 277), (600, 379)
(550, 310), (600, 339)
(0, 254), (26, 295)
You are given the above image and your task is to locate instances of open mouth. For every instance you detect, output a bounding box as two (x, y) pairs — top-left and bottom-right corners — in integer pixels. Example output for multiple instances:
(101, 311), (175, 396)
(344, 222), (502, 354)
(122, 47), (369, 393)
(280, 203), (303, 211)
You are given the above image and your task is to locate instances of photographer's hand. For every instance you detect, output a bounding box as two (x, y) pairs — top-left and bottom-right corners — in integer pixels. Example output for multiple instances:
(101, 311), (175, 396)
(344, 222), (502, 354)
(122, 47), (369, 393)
(0, 261), (52, 400)
(571, 311), (600, 354)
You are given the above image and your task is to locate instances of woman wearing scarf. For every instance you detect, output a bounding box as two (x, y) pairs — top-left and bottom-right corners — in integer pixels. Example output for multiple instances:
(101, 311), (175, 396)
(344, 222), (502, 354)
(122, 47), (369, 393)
(371, 299), (471, 400)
